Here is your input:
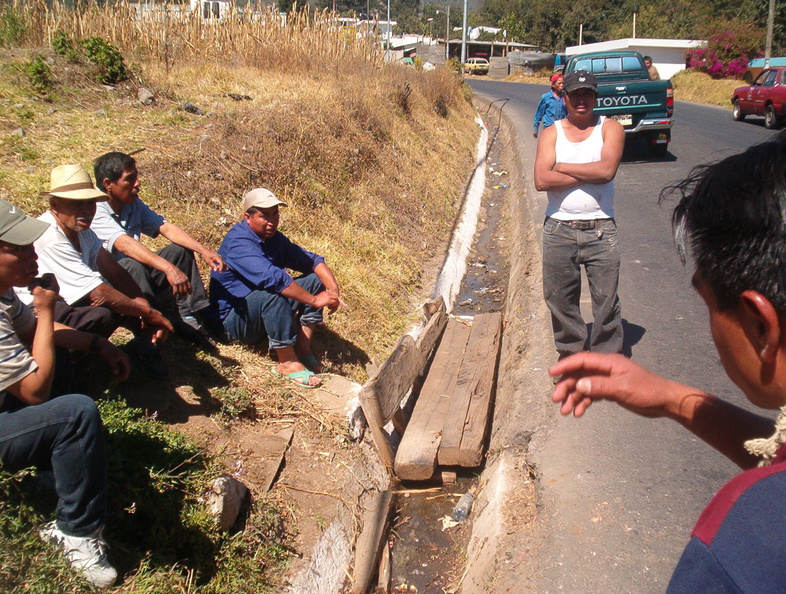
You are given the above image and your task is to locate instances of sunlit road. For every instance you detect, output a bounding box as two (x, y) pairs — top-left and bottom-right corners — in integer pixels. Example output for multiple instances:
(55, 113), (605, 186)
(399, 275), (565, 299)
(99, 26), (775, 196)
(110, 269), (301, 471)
(470, 78), (777, 593)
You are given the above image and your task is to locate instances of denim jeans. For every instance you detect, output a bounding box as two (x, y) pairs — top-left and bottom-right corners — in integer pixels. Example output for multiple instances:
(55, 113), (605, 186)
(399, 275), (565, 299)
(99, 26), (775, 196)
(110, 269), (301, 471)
(222, 273), (325, 349)
(542, 217), (623, 357)
(118, 244), (209, 319)
(0, 393), (107, 537)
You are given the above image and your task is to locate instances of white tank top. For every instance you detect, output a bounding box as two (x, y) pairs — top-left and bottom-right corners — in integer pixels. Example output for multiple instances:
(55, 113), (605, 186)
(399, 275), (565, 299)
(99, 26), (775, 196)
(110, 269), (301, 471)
(546, 116), (615, 220)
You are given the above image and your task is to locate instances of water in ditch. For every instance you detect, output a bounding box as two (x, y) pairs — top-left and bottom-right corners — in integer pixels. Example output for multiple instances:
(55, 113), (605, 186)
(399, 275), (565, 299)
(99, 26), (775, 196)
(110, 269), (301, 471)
(387, 116), (511, 593)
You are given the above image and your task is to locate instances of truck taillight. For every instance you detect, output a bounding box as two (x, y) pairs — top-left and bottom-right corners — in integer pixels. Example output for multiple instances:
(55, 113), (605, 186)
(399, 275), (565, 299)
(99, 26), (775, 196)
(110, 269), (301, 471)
(666, 86), (674, 117)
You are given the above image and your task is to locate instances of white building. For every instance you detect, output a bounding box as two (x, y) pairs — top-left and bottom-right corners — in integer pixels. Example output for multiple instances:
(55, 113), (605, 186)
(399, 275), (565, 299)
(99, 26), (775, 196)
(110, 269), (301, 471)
(565, 38), (706, 80)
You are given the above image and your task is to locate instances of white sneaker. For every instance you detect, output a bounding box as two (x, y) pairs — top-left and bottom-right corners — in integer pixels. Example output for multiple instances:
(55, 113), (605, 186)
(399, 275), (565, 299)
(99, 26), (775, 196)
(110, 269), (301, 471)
(39, 521), (118, 589)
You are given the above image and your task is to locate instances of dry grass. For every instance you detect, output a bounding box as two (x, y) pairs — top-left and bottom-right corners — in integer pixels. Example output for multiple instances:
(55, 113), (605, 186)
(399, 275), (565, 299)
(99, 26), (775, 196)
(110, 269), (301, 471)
(0, 2), (478, 379)
(671, 68), (741, 108)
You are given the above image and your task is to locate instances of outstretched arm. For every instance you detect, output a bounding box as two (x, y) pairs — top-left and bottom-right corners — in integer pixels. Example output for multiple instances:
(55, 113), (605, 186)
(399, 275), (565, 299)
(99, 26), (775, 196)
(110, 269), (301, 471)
(550, 353), (775, 470)
(111, 234), (192, 297)
(158, 222), (226, 272)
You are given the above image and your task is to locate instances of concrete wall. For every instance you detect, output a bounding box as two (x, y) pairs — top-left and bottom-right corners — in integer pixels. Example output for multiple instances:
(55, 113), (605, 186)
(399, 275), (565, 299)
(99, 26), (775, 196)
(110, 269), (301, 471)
(565, 38), (706, 80)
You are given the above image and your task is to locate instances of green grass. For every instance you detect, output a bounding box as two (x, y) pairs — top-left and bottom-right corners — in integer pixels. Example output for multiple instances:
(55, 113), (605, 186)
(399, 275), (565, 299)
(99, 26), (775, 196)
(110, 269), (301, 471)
(0, 394), (294, 592)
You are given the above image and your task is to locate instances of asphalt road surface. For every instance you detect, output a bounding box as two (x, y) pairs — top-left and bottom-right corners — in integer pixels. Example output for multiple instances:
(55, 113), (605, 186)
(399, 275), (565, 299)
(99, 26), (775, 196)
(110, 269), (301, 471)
(470, 79), (778, 593)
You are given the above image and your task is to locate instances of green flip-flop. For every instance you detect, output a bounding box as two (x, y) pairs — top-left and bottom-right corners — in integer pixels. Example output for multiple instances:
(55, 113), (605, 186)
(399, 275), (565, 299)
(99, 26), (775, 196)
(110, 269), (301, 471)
(300, 354), (322, 373)
(272, 367), (321, 389)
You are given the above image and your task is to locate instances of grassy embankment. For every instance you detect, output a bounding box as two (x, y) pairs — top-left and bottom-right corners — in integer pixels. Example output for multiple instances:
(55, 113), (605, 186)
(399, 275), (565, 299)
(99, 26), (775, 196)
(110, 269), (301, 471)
(0, 1), (478, 591)
(507, 68), (740, 108)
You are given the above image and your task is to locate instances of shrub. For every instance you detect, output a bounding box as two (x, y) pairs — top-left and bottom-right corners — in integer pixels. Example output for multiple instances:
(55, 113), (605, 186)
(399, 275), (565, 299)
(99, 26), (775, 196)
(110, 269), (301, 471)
(51, 30), (73, 55)
(81, 36), (127, 84)
(24, 55), (53, 93)
(686, 28), (763, 79)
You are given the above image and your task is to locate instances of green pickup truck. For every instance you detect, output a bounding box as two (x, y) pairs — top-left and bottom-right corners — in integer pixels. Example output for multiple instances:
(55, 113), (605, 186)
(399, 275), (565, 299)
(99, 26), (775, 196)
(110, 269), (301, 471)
(564, 50), (674, 157)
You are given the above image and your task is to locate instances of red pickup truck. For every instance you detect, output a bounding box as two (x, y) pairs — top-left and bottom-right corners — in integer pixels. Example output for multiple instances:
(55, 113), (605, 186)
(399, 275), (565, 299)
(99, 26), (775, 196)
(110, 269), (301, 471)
(732, 67), (786, 129)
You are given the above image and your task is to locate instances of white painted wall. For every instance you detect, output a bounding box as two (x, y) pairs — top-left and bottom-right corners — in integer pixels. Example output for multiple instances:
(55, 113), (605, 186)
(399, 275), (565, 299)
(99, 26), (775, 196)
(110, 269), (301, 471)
(565, 38), (706, 80)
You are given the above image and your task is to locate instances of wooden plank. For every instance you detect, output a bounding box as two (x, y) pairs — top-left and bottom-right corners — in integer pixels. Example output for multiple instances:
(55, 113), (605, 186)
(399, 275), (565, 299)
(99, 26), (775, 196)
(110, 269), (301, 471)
(438, 313), (502, 467)
(394, 318), (472, 481)
(350, 490), (394, 594)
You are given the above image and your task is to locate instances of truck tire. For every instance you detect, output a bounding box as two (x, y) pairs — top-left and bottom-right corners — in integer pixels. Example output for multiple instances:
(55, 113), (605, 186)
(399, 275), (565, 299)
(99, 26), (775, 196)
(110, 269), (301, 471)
(649, 131), (670, 158)
(732, 99), (745, 121)
(765, 105), (782, 129)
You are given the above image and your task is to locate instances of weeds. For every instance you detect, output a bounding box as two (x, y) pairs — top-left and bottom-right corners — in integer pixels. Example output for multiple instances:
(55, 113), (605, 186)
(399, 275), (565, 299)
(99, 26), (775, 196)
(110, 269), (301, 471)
(211, 386), (256, 426)
(81, 36), (127, 85)
(24, 55), (54, 93)
(0, 7), (24, 47)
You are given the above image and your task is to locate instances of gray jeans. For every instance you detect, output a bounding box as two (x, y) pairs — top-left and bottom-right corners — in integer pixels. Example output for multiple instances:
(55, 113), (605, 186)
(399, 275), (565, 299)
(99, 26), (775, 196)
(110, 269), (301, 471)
(542, 217), (623, 357)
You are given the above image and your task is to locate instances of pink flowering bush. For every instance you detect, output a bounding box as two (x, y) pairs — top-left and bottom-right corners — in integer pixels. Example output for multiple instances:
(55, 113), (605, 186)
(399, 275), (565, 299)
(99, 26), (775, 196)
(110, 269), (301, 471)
(686, 29), (762, 79)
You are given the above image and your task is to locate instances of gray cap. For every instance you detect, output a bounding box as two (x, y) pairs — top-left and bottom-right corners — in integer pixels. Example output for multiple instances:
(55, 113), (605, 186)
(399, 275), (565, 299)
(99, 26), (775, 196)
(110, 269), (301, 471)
(0, 199), (49, 246)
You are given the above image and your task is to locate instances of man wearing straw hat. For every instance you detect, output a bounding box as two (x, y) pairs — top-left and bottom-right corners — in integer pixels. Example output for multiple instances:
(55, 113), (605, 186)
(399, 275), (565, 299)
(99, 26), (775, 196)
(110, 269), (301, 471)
(21, 164), (173, 377)
(0, 198), (122, 588)
(91, 152), (225, 352)
(205, 188), (345, 388)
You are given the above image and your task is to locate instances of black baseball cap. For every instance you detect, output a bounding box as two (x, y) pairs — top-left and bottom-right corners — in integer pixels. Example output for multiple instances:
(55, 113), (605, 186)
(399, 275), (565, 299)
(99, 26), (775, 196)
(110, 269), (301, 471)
(564, 70), (598, 94)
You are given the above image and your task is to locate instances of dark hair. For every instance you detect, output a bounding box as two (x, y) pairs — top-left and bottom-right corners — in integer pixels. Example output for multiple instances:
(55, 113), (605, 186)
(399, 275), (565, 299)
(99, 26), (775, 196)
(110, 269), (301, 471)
(643, 56), (652, 62)
(665, 130), (786, 314)
(93, 152), (136, 191)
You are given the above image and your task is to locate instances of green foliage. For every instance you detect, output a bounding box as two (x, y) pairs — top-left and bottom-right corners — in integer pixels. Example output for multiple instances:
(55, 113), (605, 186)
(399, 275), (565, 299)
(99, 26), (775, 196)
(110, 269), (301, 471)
(210, 386), (256, 426)
(51, 30), (73, 55)
(81, 36), (127, 85)
(0, 8), (25, 48)
(24, 55), (54, 94)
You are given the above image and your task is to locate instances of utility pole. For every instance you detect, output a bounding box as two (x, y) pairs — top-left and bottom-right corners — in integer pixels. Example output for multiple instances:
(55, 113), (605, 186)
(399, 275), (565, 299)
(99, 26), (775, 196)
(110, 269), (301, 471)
(632, 5), (637, 39)
(461, 0), (467, 64)
(446, 5), (450, 61)
(579, 23), (583, 45)
(766, 0), (775, 67)
(386, 0), (391, 63)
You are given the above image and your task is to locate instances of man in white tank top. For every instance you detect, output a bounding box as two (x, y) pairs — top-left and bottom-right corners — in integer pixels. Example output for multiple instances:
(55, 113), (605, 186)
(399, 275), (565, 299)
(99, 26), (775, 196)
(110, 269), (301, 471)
(534, 70), (625, 359)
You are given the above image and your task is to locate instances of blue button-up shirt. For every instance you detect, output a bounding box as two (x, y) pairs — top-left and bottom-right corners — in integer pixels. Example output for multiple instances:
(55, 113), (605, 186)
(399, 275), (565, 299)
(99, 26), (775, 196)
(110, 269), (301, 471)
(533, 90), (567, 133)
(208, 219), (325, 320)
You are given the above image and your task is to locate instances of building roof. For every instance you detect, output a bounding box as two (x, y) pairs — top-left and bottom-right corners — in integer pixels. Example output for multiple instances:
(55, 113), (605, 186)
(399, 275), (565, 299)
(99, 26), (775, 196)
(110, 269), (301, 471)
(566, 38), (705, 55)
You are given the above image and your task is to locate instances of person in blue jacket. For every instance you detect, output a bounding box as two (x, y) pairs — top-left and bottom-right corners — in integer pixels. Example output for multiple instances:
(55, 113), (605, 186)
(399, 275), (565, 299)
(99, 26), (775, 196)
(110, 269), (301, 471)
(205, 188), (345, 389)
(551, 130), (786, 591)
(533, 72), (567, 138)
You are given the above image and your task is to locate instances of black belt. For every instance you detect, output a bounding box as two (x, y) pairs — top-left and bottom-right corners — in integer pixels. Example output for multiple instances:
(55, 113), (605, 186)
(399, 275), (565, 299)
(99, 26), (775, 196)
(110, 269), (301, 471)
(546, 217), (613, 230)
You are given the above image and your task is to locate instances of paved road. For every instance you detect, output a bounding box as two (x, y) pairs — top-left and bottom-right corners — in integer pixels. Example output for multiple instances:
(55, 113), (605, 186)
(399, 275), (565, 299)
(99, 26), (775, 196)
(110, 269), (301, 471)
(470, 79), (778, 593)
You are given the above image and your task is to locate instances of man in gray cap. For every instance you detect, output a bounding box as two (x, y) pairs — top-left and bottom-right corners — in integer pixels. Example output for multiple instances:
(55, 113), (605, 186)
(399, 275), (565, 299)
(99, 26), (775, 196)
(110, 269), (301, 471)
(0, 198), (127, 588)
(206, 188), (344, 388)
(22, 164), (173, 376)
(534, 70), (626, 359)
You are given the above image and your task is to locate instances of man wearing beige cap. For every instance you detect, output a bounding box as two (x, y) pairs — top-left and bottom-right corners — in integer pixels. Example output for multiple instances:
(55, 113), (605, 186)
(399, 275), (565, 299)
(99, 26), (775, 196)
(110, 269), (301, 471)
(205, 188), (344, 388)
(0, 198), (127, 588)
(23, 164), (173, 377)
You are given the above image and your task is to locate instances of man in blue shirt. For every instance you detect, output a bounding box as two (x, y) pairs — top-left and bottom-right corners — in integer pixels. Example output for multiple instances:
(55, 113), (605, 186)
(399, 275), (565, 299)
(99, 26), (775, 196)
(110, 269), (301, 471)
(206, 188), (344, 388)
(91, 152), (225, 351)
(533, 72), (567, 138)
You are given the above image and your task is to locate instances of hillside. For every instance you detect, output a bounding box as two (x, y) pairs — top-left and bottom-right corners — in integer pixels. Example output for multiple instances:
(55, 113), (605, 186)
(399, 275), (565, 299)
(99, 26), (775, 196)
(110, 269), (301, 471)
(0, 2), (479, 591)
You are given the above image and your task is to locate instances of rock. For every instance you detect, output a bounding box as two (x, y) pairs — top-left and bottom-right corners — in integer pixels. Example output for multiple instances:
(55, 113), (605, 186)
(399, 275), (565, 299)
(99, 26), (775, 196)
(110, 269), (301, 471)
(12, 103), (25, 109)
(94, 109), (108, 118)
(180, 102), (204, 115)
(10, 128), (24, 138)
(207, 475), (249, 530)
(226, 93), (252, 101)
(46, 57), (55, 65)
(102, 84), (116, 91)
(48, 107), (57, 114)
(137, 87), (155, 105)
(26, 165), (35, 173)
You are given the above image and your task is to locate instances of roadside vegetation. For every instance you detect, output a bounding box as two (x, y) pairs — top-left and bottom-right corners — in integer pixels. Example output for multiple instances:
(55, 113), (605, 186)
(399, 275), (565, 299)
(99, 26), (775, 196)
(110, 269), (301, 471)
(0, 1), (478, 591)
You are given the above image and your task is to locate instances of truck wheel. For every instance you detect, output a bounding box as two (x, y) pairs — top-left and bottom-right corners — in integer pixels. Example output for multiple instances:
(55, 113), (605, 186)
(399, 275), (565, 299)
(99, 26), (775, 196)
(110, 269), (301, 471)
(765, 105), (782, 129)
(649, 131), (670, 158)
(732, 99), (745, 121)
(650, 143), (669, 158)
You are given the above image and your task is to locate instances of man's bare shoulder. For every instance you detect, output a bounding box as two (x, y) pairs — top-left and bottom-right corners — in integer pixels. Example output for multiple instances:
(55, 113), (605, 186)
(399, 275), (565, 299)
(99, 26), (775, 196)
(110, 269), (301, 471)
(602, 117), (625, 133)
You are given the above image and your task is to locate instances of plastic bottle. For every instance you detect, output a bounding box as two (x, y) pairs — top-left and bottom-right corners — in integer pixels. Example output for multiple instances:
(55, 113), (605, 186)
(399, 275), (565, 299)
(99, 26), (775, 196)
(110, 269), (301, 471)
(451, 491), (474, 522)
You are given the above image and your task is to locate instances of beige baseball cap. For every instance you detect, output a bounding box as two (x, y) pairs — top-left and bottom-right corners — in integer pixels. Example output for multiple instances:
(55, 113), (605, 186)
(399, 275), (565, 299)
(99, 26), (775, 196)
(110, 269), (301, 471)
(48, 164), (108, 201)
(0, 199), (49, 245)
(242, 188), (287, 212)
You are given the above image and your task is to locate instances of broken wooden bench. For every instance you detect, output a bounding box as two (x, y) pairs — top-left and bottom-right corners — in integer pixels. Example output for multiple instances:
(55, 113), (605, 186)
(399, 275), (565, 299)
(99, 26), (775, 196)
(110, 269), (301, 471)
(359, 297), (502, 481)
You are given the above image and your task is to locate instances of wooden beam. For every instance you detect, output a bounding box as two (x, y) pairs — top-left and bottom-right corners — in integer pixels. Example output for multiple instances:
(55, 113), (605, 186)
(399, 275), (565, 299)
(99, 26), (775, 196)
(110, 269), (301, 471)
(438, 313), (502, 467)
(394, 318), (472, 481)
(350, 490), (394, 594)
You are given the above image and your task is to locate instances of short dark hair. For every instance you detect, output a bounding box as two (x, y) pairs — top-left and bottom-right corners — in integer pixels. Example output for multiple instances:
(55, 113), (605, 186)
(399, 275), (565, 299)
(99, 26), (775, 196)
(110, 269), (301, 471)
(93, 152), (136, 191)
(666, 130), (786, 315)
(643, 56), (652, 62)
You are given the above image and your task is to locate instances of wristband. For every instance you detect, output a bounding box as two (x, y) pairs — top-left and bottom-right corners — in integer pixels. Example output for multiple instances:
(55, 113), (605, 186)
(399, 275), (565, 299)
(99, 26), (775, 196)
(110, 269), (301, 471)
(89, 333), (100, 353)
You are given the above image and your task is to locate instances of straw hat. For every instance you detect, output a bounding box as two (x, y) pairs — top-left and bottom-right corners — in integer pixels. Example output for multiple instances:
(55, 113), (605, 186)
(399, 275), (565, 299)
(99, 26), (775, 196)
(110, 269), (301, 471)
(48, 164), (108, 201)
